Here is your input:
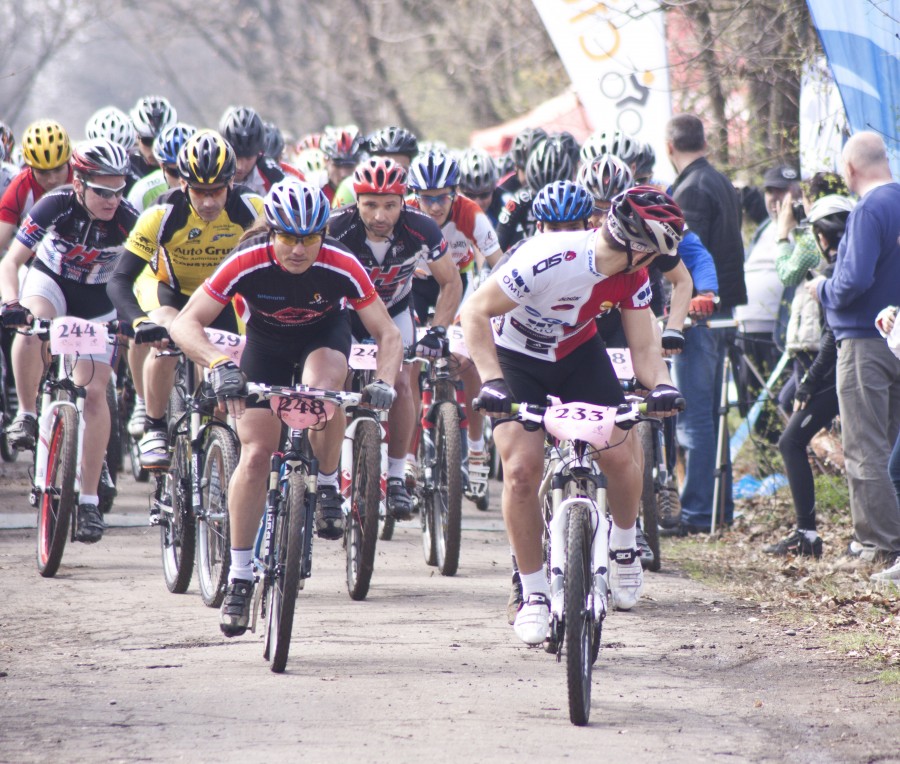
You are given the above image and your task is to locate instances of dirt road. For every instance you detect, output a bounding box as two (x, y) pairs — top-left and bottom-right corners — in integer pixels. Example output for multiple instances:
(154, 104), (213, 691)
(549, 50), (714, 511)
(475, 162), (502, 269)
(1, 459), (898, 764)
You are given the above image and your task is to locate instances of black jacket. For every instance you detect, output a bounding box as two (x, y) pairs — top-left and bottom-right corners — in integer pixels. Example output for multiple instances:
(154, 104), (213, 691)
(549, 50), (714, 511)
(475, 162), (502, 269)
(671, 157), (747, 310)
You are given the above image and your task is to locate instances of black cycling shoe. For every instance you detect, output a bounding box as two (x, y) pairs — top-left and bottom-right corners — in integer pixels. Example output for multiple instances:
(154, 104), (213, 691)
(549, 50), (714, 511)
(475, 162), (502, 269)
(315, 485), (344, 540)
(74, 503), (106, 544)
(636, 522), (655, 570)
(220, 578), (254, 637)
(7, 413), (37, 451)
(763, 529), (823, 559)
(386, 477), (413, 520)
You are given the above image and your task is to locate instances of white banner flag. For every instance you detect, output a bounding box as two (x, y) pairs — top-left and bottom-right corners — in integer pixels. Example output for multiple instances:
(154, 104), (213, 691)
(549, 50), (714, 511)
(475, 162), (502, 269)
(532, 0), (672, 179)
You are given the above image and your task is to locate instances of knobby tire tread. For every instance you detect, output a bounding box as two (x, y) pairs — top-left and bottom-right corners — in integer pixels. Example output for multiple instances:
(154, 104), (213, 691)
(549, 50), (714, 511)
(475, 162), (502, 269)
(36, 406), (77, 577)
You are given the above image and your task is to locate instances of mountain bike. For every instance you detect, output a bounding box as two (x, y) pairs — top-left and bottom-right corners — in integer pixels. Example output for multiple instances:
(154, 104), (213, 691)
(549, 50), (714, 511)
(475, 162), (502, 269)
(246, 381), (362, 673)
(22, 317), (119, 577)
(150, 329), (243, 601)
(411, 348), (465, 576)
(490, 395), (647, 726)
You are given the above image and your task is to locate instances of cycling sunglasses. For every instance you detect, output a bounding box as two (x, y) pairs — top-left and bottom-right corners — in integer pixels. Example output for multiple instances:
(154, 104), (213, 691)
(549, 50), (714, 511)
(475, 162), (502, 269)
(273, 230), (323, 247)
(85, 181), (127, 200)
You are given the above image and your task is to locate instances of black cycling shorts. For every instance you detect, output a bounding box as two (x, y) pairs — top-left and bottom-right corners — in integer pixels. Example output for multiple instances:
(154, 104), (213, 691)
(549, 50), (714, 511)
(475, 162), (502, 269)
(240, 311), (352, 408)
(496, 333), (624, 427)
(157, 283), (239, 333)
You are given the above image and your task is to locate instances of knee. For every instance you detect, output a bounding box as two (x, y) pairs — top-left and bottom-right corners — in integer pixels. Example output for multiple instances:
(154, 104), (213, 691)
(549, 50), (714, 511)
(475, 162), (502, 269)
(501, 457), (540, 498)
(238, 443), (272, 477)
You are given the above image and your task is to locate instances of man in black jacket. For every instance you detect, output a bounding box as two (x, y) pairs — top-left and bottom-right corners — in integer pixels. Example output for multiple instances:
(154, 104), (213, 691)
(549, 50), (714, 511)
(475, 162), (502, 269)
(662, 114), (747, 534)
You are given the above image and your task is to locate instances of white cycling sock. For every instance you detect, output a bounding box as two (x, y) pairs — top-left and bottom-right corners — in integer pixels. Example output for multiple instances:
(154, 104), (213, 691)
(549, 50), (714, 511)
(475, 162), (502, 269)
(317, 469), (338, 489)
(405, 452), (416, 464)
(229, 547), (253, 582)
(520, 568), (550, 599)
(18, 410), (36, 418)
(387, 457), (406, 480)
(80, 494), (99, 506)
(610, 521), (637, 551)
(800, 529), (819, 541)
(134, 395), (145, 407)
(467, 436), (485, 453)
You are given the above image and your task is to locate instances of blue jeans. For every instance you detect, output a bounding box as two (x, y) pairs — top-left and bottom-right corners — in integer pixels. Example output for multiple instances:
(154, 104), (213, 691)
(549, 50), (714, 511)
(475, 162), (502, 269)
(673, 323), (736, 528)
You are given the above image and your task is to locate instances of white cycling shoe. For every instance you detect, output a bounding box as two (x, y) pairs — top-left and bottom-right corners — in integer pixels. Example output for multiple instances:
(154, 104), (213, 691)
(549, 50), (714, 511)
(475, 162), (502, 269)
(609, 548), (644, 611)
(513, 592), (551, 645)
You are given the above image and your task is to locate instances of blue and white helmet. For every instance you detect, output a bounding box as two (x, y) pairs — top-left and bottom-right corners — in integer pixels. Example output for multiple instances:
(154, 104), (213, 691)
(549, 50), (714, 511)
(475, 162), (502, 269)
(532, 181), (594, 223)
(152, 123), (197, 165)
(264, 179), (330, 236)
(407, 150), (460, 191)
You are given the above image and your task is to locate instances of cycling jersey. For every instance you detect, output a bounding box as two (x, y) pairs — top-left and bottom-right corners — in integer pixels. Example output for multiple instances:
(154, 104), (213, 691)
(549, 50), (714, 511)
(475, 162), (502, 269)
(203, 231), (377, 339)
(124, 185), (263, 296)
(238, 156), (304, 196)
(0, 166), (74, 226)
(327, 203), (447, 315)
(0, 162), (18, 200)
(16, 186), (138, 285)
(496, 186), (537, 252)
(491, 229), (652, 361)
(126, 169), (168, 213)
(407, 194), (500, 272)
(331, 175), (357, 209)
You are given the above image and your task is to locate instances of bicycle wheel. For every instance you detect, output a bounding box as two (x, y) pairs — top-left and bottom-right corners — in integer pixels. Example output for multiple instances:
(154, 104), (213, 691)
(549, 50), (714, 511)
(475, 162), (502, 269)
(36, 406), (78, 577)
(160, 430), (196, 593)
(266, 469), (306, 673)
(346, 419), (381, 600)
(0, 347), (17, 463)
(433, 402), (462, 576)
(565, 502), (594, 726)
(196, 426), (236, 607)
(105, 377), (121, 485)
(637, 421), (661, 572)
(419, 425), (437, 566)
(120, 382), (149, 483)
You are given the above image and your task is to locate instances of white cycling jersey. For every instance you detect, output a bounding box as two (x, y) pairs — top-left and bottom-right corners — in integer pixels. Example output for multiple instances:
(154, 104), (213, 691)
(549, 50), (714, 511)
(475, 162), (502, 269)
(491, 229), (652, 361)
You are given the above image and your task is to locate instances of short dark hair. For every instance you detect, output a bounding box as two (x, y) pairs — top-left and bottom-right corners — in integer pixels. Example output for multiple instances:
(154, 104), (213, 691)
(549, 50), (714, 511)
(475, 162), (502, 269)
(666, 114), (705, 153)
(805, 171), (848, 202)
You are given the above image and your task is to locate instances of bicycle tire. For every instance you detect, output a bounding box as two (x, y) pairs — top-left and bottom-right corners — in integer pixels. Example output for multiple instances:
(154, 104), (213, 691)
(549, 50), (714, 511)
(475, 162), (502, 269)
(0, 349), (16, 463)
(346, 419), (381, 601)
(105, 377), (121, 485)
(380, 509), (395, 541)
(433, 402), (462, 576)
(418, 424), (437, 567)
(637, 421), (661, 572)
(160, 431), (196, 593)
(267, 468), (306, 673)
(565, 502), (593, 726)
(36, 406), (78, 577)
(196, 426), (236, 607)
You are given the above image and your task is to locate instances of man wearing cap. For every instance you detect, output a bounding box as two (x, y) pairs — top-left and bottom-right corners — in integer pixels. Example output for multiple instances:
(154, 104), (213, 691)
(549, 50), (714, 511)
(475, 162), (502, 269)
(733, 164), (800, 432)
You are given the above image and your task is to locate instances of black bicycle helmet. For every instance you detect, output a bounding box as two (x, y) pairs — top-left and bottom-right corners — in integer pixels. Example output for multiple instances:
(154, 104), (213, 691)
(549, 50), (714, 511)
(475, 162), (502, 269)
(366, 126), (418, 158)
(263, 122), (285, 160)
(218, 106), (265, 157)
(510, 127), (548, 171)
(524, 136), (575, 191)
(458, 148), (498, 196)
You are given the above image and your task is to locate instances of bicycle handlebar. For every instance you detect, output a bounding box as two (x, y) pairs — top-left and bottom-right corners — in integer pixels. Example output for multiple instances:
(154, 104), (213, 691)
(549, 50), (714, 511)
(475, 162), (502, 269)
(245, 382), (362, 408)
(18, 317), (122, 344)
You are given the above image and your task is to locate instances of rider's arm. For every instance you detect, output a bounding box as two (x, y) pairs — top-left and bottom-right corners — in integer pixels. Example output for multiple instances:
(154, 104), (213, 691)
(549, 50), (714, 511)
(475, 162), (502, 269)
(621, 307), (673, 390)
(661, 259), (693, 334)
(0, 239), (34, 303)
(427, 253), (463, 329)
(356, 299), (403, 387)
(106, 251), (152, 326)
(0, 220), (17, 257)
(169, 288), (230, 368)
(459, 277), (518, 382)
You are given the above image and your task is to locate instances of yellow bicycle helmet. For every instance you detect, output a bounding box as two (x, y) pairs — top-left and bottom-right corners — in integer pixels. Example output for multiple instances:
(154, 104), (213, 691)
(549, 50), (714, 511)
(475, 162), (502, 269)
(22, 119), (71, 170)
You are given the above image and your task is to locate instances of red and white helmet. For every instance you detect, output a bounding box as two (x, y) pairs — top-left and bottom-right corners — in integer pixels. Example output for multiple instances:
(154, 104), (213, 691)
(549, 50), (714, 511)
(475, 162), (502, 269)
(352, 157), (407, 196)
(607, 185), (685, 256)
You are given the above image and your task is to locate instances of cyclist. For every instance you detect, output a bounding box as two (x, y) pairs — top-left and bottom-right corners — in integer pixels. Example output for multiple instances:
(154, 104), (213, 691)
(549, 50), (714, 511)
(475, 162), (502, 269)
(0, 120), (73, 256)
(126, 123), (197, 214)
(0, 123), (18, 198)
(169, 178), (403, 636)
(129, 95), (178, 179)
(331, 126), (418, 209)
(498, 126), (548, 199)
(458, 148), (503, 227)
(329, 157), (462, 519)
(460, 186), (686, 645)
(218, 105), (303, 196)
(496, 134), (575, 253)
(107, 130), (263, 467)
(320, 125), (365, 205)
(0, 139), (138, 543)
(407, 149), (502, 501)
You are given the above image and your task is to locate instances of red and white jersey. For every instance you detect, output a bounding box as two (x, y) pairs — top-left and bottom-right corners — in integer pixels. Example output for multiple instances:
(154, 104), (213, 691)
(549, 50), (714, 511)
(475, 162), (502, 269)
(0, 166), (73, 226)
(408, 194), (500, 273)
(491, 229), (652, 361)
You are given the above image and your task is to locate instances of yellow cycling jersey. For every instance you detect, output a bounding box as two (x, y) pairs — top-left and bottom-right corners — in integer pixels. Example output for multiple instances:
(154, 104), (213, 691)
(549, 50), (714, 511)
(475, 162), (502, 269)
(124, 185), (263, 297)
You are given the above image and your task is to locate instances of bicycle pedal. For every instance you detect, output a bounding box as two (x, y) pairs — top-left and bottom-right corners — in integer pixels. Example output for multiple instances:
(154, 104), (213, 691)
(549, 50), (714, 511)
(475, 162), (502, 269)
(28, 488), (40, 508)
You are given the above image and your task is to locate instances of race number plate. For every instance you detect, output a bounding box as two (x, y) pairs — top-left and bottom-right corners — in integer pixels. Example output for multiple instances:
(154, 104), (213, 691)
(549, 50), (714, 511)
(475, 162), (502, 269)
(543, 402), (625, 451)
(349, 343), (378, 370)
(270, 396), (336, 429)
(447, 325), (469, 358)
(606, 347), (634, 381)
(204, 329), (246, 364)
(49, 318), (108, 355)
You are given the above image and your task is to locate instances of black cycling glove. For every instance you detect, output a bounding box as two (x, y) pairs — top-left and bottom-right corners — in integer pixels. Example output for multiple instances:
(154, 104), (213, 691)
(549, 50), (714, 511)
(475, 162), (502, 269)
(475, 378), (514, 414)
(209, 360), (247, 401)
(133, 320), (170, 345)
(415, 325), (449, 359)
(643, 383), (686, 414)
(661, 328), (685, 352)
(362, 379), (396, 410)
(1, 300), (32, 327)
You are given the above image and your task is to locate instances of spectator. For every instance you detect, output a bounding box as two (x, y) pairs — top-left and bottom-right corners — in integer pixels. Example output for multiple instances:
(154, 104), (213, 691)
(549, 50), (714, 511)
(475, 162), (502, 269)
(763, 194), (854, 559)
(809, 131), (900, 581)
(661, 113), (746, 535)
